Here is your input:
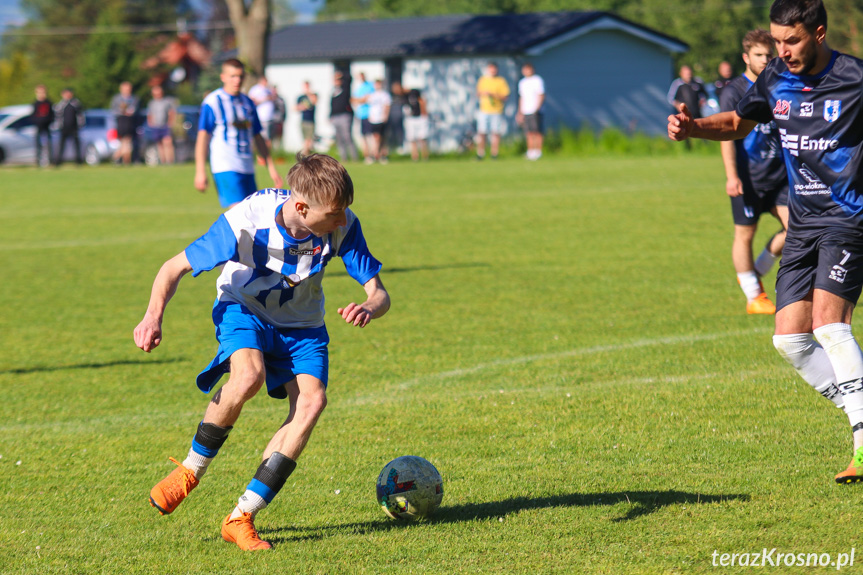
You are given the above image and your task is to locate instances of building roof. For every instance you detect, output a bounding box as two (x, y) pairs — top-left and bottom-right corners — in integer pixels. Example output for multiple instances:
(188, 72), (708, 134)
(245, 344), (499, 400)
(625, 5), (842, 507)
(262, 11), (688, 62)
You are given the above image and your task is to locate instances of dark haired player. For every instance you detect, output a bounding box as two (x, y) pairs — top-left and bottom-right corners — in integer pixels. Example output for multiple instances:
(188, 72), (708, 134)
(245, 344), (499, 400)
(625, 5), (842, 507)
(668, 0), (863, 483)
(719, 29), (788, 315)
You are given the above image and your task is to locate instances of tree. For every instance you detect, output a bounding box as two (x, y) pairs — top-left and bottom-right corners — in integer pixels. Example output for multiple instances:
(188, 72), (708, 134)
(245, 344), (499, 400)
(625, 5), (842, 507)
(224, 0), (271, 85)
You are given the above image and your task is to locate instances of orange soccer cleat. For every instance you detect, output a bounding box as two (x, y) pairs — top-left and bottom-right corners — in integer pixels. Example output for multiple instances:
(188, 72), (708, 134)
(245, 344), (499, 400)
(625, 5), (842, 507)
(149, 457), (199, 515)
(221, 512), (272, 551)
(746, 292), (776, 315)
(835, 447), (863, 484)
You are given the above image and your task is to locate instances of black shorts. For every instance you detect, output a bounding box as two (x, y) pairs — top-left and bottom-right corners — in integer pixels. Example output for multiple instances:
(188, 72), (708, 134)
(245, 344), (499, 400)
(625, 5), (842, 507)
(117, 116), (136, 138)
(370, 122), (387, 136)
(360, 118), (373, 135)
(522, 113), (544, 134)
(775, 230), (863, 311)
(730, 181), (789, 226)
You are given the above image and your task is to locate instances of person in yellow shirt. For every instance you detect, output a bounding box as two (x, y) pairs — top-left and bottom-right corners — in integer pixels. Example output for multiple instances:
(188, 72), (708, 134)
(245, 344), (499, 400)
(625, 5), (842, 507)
(475, 62), (510, 159)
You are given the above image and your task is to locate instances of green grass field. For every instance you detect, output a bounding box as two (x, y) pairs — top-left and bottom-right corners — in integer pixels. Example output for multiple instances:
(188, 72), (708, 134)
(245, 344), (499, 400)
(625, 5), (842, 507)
(2, 155), (861, 574)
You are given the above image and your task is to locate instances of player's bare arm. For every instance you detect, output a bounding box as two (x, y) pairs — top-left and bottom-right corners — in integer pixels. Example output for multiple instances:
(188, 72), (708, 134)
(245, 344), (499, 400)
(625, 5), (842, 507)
(253, 133), (284, 188)
(194, 130), (211, 192)
(133, 252), (193, 352)
(337, 274), (390, 328)
(667, 104), (757, 142)
(720, 140), (744, 197)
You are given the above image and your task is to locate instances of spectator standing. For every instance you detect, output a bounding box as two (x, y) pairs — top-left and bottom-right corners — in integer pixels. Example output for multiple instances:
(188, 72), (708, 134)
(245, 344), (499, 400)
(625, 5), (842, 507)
(516, 63), (545, 161)
(53, 87), (84, 166)
(271, 85), (287, 151)
(147, 84), (178, 165)
(475, 62), (510, 160)
(667, 65), (708, 119)
(366, 79), (391, 164)
(194, 58), (282, 208)
(387, 81), (406, 155)
(714, 60), (735, 101)
(404, 88), (429, 162)
(248, 76), (276, 152)
(351, 72), (374, 159)
(330, 71), (358, 162)
(111, 81), (139, 165)
(296, 81), (317, 156)
(31, 85), (54, 167)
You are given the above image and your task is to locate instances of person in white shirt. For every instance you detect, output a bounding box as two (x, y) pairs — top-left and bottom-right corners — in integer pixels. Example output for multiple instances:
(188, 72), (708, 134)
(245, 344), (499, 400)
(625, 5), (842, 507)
(516, 63), (546, 161)
(366, 79), (392, 164)
(248, 75), (276, 147)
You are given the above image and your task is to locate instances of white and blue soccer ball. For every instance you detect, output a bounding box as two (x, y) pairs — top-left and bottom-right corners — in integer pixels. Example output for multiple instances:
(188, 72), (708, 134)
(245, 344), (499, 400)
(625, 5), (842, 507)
(376, 455), (444, 520)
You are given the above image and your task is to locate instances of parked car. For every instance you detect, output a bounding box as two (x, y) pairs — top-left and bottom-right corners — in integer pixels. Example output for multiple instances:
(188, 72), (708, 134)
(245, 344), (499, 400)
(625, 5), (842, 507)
(138, 104), (200, 165)
(0, 105), (120, 166)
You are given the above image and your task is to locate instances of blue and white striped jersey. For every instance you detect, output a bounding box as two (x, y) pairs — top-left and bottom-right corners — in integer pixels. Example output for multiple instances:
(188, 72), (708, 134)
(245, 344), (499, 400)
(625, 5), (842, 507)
(185, 189), (382, 329)
(199, 88), (262, 175)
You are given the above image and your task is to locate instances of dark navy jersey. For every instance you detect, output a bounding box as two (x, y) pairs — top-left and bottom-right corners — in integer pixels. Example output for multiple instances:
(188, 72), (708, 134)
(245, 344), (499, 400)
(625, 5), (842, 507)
(720, 75), (785, 191)
(736, 52), (863, 236)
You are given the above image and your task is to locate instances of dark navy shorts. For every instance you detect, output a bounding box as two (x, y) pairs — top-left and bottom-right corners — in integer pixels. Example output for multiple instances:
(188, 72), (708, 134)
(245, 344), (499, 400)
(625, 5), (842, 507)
(776, 231), (863, 311)
(730, 181), (789, 226)
(196, 300), (330, 399)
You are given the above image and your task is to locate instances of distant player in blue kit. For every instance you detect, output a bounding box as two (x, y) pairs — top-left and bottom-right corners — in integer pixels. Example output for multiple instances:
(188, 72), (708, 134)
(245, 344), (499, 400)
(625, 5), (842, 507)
(195, 58), (283, 208)
(134, 154), (390, 550)
(719, 29), (789, 315)
(669, 0), (863, 483)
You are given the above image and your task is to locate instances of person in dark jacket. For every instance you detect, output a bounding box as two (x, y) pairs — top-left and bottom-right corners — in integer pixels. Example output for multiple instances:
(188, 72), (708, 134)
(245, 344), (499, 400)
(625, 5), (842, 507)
(31, 84), (54, 166)
(54, 88), (85, 166)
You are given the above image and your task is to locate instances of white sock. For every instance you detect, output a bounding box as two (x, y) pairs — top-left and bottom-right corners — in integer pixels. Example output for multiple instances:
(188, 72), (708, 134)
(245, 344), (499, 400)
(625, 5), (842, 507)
(814, 323), (863, 427)
(753, 246), (780, 277)
(773, 333), (843, 408)
(183, 448), (214, 480)
(230, 490), (268, 519)
(737, 271), (763, 301)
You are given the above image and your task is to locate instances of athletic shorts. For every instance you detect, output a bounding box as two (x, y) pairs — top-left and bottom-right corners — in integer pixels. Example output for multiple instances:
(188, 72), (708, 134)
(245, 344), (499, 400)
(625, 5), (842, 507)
(361, 118), (373, 136)
(370, 122), (387, 136)
(775, 230), (863, 311)
(149, 126), (172, 141)
(730, 181), (789, 226)
(522, 113), (544, 134)
(196, 300), (330, 399)
(117, 116), (136, 138)
(301, 121), (315, 140)
(476, 112), (505, 135)
(213, 171), (257, 208)
(404, 116), (429, 142)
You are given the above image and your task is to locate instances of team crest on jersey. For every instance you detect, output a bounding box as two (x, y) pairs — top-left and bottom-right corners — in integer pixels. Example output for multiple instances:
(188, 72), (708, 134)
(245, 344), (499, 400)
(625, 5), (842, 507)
(799, 102), (814, 117)
(773, 99), (791, 120)
(824, 100), (842, 122)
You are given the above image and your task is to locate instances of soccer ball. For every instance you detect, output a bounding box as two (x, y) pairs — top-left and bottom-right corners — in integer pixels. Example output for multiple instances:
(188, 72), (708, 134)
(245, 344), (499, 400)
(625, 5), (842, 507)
(376, 455), (444, 520)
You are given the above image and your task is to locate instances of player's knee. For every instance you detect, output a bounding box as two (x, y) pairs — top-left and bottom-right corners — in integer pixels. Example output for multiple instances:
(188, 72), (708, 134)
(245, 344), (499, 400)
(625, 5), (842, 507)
(227, 364), (266, 399)
(298, 388), (327, 421)
(773, 333), (815, 366)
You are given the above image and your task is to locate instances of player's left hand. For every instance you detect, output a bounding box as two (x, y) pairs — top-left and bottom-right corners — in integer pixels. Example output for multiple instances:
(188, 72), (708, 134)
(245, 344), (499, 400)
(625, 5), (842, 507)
(337, 303), (372, 328)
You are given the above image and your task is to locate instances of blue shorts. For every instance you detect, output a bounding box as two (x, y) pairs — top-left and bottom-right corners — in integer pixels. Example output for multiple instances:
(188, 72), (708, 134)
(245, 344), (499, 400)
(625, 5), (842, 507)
(196, 300), (330, 399)
(213, 172), (257, 208)
(476, 112), (506, 135)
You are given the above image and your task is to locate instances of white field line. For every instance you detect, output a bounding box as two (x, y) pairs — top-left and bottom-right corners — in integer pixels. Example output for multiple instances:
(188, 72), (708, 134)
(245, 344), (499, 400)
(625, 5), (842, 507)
(1, 327), (775, 433)
(1, 231), (202, 251)
(394, 327), (774, 390)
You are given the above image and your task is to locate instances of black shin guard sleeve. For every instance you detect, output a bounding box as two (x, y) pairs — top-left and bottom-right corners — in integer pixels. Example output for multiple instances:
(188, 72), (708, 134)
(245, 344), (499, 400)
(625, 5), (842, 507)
(253, 452), (297, 494)
(194, 422), (233, 452)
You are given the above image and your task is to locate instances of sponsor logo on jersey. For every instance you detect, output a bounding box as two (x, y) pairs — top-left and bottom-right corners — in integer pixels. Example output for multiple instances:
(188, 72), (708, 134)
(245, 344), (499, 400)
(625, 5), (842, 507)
(824, 100), (842, 122)
(289, 245), (323, 256)
(779, 129), (839, 157)
(793, 162), (832, 197)
(800, 102), (814, 117)
(773, 99), (791, 120)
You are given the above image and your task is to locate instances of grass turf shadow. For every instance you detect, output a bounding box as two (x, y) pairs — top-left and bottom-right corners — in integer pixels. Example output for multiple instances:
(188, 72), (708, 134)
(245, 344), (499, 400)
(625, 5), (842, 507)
(263, 490), (749, 544)
(0, 356), (186, 375)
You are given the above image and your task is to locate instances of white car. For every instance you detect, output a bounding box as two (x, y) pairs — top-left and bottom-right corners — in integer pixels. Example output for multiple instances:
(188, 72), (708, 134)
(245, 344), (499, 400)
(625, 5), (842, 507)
(0, 105), (120, 166)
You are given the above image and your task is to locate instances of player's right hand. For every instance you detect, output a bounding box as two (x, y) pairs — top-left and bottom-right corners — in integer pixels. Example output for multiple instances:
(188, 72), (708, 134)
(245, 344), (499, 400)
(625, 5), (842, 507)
(134, 316), (163, 352)
(194, 173), (208, 193)
(667, 103), (693, 141)
(726, 177), (744, 197)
